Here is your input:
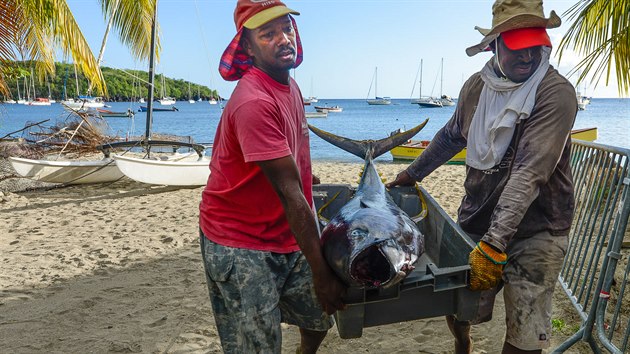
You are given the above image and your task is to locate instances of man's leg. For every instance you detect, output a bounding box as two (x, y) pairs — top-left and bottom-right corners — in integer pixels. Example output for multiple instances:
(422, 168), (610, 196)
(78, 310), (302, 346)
(200, 233), (284, 353)
(446, 315), (472, 354)
(298, 328), (327, 354)
(502, 232), (568, 352)
(280, 252), (334, 354)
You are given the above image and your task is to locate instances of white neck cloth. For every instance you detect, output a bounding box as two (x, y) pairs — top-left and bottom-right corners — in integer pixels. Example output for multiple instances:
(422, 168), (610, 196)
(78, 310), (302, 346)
(466, 46), (551, 170)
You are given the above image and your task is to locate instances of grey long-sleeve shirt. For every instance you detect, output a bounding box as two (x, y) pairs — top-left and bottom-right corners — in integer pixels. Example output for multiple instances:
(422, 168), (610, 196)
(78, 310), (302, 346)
(407, 66), (577, 252)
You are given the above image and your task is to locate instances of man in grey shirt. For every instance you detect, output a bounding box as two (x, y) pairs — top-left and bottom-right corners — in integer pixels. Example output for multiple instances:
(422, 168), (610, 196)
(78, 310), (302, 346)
(387, 1), (577, 353)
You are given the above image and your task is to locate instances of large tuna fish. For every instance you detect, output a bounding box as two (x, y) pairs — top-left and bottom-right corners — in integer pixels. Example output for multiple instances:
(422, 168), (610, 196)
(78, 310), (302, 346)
(309, 120), (428, 289)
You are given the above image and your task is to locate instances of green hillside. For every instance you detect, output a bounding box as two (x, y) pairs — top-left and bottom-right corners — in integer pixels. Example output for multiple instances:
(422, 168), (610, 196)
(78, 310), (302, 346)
(3, 62), (219, 102)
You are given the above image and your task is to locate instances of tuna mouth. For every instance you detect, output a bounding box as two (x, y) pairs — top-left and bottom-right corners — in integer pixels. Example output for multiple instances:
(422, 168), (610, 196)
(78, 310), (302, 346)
(350, 243), (394, 288)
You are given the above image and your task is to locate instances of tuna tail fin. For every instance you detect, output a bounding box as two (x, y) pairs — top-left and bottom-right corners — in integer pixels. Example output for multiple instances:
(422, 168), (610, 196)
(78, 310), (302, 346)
(308, 119), (428, 160)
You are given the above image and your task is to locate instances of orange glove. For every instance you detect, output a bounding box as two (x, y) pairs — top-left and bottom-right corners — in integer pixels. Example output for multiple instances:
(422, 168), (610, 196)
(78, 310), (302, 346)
(468, 241), (508, 291)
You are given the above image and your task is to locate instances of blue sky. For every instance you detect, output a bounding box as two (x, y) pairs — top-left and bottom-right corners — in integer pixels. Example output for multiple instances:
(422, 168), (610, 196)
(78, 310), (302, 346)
(66, 0), (623, 99)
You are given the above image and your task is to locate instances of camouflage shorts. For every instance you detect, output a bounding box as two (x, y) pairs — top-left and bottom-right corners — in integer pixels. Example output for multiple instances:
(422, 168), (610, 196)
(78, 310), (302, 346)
(199, 232), (334, 354)
(470, 230), (568, 350)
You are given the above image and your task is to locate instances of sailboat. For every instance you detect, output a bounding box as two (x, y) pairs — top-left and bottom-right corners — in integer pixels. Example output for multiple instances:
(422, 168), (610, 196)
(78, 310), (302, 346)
(62, 64), (105, 110)
(188, 81), (195, 103)
(197, 86), (203, 102)
(158, 74), (176, 105)
(105, 0), (210, 186)
(576, 73), (591, 111)
(438, 58), (455, 106)
(366, 67), (391, 105)
(305, 77), (317, 103)
(414, 59), (442, 108)
(16, 78), (26, 104)
(28, 68), (52, 106)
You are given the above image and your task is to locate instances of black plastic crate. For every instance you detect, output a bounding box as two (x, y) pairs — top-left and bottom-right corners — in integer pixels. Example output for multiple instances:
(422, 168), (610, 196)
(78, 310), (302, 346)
(313, 184), (479, 339)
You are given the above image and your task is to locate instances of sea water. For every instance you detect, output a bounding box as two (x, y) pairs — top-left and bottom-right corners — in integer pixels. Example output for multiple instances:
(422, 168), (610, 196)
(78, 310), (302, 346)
(1, 98), (628, 162)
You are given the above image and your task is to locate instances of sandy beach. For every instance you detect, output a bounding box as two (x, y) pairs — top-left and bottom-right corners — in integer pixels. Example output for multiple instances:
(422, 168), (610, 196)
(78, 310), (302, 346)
(0, 160), (591, 353)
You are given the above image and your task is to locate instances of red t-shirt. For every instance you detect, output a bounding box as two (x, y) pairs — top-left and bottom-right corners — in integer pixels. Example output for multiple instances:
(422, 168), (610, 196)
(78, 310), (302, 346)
(199, 67), (312, 253)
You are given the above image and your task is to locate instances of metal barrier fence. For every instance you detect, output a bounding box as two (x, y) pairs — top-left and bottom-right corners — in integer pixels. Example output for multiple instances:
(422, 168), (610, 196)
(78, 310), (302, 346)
(553, 140), (630, 353)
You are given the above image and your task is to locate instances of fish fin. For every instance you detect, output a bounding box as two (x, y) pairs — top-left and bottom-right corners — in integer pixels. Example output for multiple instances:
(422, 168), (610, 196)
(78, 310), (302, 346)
(372, 119), (429, 158)
(308, 124), (369, 159)
(308, 119), (428, 160)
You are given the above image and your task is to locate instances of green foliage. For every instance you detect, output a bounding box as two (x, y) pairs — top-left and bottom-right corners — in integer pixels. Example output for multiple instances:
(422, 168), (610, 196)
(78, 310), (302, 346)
(5, 61), (218, 101)
(558, 0), (630, 95)
(551, 318), (566, 334)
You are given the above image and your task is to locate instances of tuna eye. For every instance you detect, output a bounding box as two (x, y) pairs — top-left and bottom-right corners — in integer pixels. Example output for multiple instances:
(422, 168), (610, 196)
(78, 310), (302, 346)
(350, 229), (368, 240)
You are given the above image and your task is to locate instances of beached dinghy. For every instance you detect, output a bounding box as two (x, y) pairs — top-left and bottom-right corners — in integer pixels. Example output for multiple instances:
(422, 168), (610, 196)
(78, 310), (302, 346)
(97, 2), (210, 187)
(112, 152), (210, 186)
(8, 156), (124, 184)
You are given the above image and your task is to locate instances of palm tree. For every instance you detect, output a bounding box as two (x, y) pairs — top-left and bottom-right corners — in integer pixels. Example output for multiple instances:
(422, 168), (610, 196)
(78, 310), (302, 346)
(0, 0), (156, 98)
(87, 0), (159, 95)
(557, 0), (630, 96)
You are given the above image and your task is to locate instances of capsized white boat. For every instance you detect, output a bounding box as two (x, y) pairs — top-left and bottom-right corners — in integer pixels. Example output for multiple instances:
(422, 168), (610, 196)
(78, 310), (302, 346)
(112, 153), (210, 186)
(8, 156), (124, 184)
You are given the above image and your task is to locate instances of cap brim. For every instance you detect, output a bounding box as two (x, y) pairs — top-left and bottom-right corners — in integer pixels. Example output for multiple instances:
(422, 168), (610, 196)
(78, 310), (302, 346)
(502, 27), (551, 50)
(243, 6), (300, 29)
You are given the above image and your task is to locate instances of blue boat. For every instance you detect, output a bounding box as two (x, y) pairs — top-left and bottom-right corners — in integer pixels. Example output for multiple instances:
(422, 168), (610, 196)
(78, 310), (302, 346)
(138, 105), (178, 112)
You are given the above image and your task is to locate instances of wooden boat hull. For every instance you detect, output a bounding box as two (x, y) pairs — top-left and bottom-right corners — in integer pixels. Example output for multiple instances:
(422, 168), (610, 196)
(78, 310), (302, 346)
(390, 127), (598, 162)
(8, 157), (124, 184)
(112, 153), (210, 186)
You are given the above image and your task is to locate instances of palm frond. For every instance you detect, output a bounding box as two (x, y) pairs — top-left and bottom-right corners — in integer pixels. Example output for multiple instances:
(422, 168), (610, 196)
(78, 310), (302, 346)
(0, 0), (105, 96)
(557, 0), (630, 95)
(0, 1), (20, 96)
(101, 0), (158, 63)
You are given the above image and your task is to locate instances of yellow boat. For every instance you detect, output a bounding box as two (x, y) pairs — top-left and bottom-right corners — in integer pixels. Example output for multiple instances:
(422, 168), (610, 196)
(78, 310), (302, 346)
(390, 127), (598, 163)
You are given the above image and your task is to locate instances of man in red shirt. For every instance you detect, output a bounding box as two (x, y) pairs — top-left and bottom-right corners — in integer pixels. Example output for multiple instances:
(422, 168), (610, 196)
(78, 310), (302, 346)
(199, 1), (345, 353)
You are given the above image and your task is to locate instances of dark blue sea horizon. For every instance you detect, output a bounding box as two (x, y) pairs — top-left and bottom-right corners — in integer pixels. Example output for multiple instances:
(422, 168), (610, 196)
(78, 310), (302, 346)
(1, 98), (628, 163)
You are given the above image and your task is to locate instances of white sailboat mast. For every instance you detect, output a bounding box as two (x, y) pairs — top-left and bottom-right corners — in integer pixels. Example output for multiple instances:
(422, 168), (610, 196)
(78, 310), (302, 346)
(375, 67), (378, 97)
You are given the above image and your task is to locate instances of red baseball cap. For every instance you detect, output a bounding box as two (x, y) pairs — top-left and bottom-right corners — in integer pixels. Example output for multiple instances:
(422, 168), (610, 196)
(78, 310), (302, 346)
(501, 27), (552, 50)
(219, 0), (303, 81)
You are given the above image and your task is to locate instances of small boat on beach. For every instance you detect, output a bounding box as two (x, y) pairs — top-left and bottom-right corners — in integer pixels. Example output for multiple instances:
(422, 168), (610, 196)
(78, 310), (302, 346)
(8, 156), (124, 184)
(112, 152), (210, 186)
(390, 127), (598, 162)
(97, 1), (210, 187)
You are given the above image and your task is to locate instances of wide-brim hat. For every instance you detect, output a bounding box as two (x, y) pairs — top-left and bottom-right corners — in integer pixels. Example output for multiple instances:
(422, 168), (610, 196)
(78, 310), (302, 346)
(466, 0), (561, 57)
(219, 0), (302, 81)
